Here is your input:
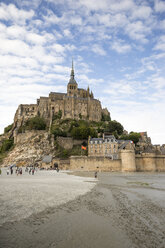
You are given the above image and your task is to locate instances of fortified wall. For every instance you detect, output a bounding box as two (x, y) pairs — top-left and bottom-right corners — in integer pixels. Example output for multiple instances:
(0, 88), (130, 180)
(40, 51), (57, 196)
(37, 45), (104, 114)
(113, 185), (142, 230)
(69, 150), (165, 172)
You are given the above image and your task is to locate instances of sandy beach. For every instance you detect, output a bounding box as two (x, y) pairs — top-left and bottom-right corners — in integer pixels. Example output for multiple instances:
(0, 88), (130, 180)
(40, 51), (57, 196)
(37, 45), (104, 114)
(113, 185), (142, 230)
(0, 169), (165, 248)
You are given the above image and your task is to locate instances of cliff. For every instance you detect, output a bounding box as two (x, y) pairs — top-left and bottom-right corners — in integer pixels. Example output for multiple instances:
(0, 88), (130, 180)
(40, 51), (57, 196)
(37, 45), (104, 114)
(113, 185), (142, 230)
(2, 131), (55, 167)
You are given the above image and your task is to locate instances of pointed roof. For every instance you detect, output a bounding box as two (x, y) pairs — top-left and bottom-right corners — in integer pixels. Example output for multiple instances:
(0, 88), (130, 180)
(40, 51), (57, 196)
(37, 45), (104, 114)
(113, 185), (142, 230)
(68, 59), (77, 85)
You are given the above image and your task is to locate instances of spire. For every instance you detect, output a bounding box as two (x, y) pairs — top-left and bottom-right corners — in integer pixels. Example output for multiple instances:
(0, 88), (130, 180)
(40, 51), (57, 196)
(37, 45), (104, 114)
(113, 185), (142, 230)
(70, 58), (74, 78)
(68, 58), (77, 85)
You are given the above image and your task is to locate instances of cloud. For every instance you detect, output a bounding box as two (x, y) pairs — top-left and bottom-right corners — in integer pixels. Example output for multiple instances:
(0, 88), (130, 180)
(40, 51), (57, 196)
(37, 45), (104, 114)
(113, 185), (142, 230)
(154, 0), (165, 12)
(131, 5), (152, 20)
(125, 21), (151, 43)
(0, 3), (34, 24)
(111, 40), (131, 53)
(154, 35), (165, 51)
(91, 44), (106, 56)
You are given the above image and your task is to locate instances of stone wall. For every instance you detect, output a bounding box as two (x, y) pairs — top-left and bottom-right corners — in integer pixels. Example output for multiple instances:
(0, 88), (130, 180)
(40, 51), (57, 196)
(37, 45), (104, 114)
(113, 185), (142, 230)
(136, 153), (165, 172)
(70, 156), (121, 172)
(69, 151), (165, 172)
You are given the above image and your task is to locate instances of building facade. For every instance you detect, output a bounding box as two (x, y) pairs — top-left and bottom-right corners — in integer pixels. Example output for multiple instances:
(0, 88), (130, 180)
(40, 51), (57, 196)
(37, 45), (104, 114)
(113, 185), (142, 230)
(88, 134), (135, 159)
(88, 135), (119, 159)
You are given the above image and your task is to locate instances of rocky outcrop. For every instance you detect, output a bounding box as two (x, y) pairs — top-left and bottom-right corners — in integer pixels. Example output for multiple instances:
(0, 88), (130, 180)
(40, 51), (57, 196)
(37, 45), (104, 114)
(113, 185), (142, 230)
(2, 130), (55, 166)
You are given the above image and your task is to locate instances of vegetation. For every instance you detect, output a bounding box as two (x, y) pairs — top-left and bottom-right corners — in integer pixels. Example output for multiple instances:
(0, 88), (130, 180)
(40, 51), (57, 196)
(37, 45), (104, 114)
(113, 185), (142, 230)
(4, 124), (13, 133)
(54, 142), (87, 159)
(18, 116), (46, 132)
(0, 138), (14, 153)
(52, 110), (62, 121)
(104, 120), (124, 137)
(0, 138), (14, 164)
(50, 117), (125, 141)
(101, 112), (111, 121)
(119, 132), (141, 144)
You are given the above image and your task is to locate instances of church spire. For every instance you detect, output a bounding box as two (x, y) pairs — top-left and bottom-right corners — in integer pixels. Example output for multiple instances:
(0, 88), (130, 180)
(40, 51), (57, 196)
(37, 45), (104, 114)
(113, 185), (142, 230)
(68, 58), (77, 85)
(70, 58), (74, 78)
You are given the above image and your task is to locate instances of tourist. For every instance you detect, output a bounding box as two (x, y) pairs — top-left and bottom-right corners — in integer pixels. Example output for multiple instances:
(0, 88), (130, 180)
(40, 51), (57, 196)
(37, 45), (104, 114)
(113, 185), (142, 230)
(0, 168), (1, 175)
(7, 168), (10, 175)
(32, 168), (34, 175)
(95, 171), (97, 178)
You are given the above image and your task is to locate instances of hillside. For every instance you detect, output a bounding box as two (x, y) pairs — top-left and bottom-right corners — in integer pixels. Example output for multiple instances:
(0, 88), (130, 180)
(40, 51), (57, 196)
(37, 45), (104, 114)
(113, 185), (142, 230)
(0, 113), (130, 166)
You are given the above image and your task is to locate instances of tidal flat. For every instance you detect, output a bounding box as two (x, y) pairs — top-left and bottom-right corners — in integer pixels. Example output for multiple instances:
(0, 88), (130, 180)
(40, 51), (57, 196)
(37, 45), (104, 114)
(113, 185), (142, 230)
(0, 169), (165, 248)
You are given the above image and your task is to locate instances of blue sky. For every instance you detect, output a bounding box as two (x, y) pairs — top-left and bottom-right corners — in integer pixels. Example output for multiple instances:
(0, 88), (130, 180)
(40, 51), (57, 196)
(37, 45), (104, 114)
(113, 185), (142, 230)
(0, 0), (165, 144)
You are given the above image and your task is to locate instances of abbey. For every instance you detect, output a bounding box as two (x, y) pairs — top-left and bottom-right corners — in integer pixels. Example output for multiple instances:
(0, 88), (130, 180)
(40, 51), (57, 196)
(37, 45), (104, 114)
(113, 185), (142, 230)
(14, 62), (109, 129)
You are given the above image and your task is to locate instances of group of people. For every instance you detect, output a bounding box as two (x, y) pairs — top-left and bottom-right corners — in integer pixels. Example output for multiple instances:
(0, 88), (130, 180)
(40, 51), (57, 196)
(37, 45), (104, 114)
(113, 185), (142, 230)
(6, 167), (22, 175)
(25, 166), (35, 175)
(5, 166), (36, 176)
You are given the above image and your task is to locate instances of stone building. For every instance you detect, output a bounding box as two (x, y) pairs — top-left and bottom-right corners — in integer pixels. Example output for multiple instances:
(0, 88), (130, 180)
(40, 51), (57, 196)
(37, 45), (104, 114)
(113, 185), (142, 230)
(88, 134), (135, 159)
(88, 135), (119, 159)
(13, 62), (108, 130)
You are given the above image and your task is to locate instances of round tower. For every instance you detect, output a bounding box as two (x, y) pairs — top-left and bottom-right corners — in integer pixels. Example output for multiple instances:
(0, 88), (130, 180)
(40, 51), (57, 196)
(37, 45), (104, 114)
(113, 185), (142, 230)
(120, 150), (136, 172)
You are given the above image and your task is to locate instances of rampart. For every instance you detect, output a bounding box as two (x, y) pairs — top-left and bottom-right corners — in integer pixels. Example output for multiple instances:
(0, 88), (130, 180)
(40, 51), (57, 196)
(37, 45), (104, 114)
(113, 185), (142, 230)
(69, 151), (165, 172)
(70, 156), (121, 171)
(136, 153), (165, 172)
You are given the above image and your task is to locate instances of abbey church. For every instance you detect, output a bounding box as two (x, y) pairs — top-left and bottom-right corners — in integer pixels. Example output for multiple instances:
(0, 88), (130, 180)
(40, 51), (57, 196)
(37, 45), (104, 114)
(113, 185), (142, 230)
(14, 62), (109, 129)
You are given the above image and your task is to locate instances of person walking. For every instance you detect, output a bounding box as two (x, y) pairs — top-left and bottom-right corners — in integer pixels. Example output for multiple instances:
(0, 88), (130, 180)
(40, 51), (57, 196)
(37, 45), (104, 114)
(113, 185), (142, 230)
(0, 168), (1, 175)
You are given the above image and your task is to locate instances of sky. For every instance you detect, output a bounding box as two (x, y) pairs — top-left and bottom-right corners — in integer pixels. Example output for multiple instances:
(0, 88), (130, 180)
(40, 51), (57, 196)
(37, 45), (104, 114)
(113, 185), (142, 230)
(0, 0), (165, 145)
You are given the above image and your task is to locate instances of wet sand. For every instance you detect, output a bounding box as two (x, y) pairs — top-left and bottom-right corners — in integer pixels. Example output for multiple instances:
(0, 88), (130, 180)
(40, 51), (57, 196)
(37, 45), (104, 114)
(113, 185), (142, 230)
(0, 172), (165, 248)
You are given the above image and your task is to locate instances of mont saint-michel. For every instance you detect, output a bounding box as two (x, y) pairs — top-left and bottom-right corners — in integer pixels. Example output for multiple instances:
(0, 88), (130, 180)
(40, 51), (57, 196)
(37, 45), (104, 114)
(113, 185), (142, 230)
(0, 62), (165, 173)
(13, 61), (109, 130)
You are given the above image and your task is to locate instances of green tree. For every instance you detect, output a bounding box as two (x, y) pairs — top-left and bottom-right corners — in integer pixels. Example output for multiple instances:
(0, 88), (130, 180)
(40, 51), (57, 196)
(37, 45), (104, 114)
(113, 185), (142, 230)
(25, 116), (46, 130)
(71, 126), (97, 139)
(101, 112), (111, 121)
(119, 132), (141, 145)
(106, 120), (124, 135)
(129, 132), (141, 144)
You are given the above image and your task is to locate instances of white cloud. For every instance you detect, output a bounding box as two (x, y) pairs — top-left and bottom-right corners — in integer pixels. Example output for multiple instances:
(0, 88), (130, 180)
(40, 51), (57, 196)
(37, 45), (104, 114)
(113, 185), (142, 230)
(154, 35), (165, 51)
(154, 0), (165, 12)
(131, 5), (152, 20)
(111, 40), (131, 53)
(125, 21), (150, 43)
(91, 44), (106, 56)
(0, 3), (34, 24)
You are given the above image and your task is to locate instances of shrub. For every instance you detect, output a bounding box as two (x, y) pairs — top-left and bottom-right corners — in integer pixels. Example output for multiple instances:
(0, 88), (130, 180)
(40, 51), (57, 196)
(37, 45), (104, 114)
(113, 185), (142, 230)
(105, 120), (124, 135)
(52, 110), (62, 120)
(119, 132), (141, 145)
(71, 126), (97, 139)
(101, 112), (111, 121)
(0, 138), (14, 153)
(4, 124), (13, 133)
(25, 116), (46, 130)
(51, 127), (67, 139)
